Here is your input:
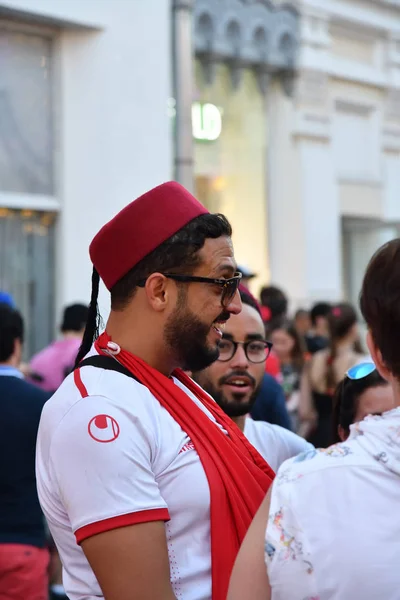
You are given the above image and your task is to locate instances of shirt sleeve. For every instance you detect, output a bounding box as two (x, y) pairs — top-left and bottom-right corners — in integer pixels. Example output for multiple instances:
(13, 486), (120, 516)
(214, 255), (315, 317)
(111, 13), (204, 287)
(49, 395), (170, 544)
(265, 473), (318, 599)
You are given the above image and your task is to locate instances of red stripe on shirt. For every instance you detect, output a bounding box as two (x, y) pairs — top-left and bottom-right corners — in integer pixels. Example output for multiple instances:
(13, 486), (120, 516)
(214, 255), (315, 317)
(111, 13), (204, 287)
(75, 508), (170, 544)
(74, 369), (88, 398)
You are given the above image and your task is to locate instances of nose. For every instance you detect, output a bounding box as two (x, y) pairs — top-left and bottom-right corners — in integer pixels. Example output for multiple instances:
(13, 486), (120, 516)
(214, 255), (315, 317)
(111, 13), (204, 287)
(227, 289), (242, 315)
(230, 343), (249, 370)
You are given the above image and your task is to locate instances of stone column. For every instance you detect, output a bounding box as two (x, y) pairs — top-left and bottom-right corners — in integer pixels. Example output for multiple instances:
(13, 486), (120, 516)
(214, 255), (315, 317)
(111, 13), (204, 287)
(172, 0), (195, 191)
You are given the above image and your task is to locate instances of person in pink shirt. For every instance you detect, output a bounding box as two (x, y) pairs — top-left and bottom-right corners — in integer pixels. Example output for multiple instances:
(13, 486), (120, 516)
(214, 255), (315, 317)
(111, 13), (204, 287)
(29, 304), (88, 393)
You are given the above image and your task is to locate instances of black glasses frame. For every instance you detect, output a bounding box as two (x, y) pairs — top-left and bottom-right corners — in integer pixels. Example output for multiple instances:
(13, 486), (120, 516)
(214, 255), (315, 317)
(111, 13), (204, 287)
(137, 272), (242, 308)
(217, 339), (273, 363)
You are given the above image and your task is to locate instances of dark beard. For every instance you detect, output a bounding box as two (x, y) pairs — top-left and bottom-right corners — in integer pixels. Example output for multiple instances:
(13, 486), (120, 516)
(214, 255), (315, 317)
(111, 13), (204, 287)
(164, 294), (226, 372)
(197, 378), (259, 418)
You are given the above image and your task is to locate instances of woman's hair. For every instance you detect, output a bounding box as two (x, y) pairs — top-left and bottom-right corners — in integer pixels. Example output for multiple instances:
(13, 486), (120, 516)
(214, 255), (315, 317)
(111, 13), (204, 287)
(269, 320), (305, 372)
(360, 238), (400, 380)
(332, 369), (387, 442)
(259, 286), (288, 320)
(326, 303), (358, 392)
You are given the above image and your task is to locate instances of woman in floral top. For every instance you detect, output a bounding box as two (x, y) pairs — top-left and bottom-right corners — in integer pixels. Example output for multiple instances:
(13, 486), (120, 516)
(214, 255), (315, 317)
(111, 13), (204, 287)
(228, 239), (400, 600)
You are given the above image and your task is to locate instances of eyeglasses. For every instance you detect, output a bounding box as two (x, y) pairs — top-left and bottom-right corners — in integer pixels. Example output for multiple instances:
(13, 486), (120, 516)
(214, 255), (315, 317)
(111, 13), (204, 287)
(137, 272), (242, 308)
(217, 338), (273, 363)
(346, 362), (376, 380)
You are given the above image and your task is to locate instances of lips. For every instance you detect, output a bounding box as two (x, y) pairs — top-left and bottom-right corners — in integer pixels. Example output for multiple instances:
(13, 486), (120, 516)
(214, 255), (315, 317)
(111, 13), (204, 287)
(220, 368), (256, 387)
(211, 311), (230, 339)
(212, 321), (226, 337)
(221, 373), (255, 398)
(223, 375), (254, 389)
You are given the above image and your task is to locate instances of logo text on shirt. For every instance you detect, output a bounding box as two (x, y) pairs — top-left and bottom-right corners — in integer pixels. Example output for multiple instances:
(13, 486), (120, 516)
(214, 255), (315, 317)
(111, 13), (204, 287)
(179, 441), (195, 454)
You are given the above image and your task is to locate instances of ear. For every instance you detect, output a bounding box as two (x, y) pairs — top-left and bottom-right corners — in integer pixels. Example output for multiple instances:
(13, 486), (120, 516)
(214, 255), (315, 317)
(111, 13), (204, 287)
(366, 330), (391, 381)
(144, 273), (174, 313)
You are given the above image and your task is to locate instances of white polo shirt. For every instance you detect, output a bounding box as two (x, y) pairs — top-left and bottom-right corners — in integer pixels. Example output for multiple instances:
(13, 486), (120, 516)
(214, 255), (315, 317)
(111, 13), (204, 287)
(36, 361), (226, 600)
(243, 418), (313, 472)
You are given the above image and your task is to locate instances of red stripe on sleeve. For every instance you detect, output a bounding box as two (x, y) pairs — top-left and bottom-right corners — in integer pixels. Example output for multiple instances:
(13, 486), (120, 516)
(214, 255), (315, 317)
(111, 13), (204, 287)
(75, 508), (170, 544)
(74, 369), (88, 398)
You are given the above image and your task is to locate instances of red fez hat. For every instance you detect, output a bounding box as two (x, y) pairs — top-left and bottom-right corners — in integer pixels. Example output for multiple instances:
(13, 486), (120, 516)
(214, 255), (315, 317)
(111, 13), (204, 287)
(90, 181), (209, 291)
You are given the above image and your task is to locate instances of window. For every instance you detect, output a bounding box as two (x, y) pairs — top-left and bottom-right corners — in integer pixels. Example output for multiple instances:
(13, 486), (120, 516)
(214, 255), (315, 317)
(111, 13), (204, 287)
(0, 208), (56, 358)
(333, 100), (380, 182)
(0, 24), (54, 194)
(0, 22), (58, 358)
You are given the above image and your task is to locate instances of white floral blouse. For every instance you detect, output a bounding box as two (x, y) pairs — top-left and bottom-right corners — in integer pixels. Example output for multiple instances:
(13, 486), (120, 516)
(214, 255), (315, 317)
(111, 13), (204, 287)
(264, 408), (400, 600)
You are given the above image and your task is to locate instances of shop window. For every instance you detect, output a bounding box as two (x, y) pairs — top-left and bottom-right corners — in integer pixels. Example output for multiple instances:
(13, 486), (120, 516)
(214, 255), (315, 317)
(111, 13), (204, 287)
(0, 208), (56, 358)
(0, 24), (53, 194)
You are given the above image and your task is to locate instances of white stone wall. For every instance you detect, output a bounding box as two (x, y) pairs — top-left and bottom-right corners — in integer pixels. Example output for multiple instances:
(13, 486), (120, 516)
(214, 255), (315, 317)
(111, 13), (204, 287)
(268, 0), (400, 310)
(0, 0), (173, 321)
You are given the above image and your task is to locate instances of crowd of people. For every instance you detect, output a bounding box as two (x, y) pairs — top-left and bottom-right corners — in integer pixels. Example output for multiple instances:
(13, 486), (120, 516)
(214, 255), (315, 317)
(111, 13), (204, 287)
(0, 180), (399, 600)
(256, 286), (372, 448)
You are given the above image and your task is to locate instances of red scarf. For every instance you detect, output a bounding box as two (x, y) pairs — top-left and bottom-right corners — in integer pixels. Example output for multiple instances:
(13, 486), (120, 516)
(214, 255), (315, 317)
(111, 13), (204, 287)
(93, 332), (275, 600)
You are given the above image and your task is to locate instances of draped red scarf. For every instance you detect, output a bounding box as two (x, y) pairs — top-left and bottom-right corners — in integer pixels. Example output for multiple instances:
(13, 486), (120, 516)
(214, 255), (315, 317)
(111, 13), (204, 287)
(93, 332), (275, 600)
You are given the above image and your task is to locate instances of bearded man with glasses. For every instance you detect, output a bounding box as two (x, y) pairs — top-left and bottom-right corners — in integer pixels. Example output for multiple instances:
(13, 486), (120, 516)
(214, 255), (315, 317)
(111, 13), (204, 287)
(35, 182), (275, 600)
(193, 290), (313, 472)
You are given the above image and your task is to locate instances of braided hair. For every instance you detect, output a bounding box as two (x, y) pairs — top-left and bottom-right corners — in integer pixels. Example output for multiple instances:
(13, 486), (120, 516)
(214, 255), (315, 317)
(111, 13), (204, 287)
(74, 268), (103, 367)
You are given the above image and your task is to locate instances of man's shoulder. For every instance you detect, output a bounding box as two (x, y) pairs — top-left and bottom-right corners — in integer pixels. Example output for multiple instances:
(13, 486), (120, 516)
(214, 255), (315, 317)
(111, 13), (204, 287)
(29, 342), (55, 367)
(247, 419), (311, 451)
(40, 364), (167, 437)
(0, 375), (50, 403)
(261, 372), (281, 389)
(275, 440), (371, 485)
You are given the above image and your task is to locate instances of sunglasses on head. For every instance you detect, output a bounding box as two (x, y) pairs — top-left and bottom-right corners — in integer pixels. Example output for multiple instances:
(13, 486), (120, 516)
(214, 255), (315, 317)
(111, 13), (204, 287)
(346, 362), (376, 381)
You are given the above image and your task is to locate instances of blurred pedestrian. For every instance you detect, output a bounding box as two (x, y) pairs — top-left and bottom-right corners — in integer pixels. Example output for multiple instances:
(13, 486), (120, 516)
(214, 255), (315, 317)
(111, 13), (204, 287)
(304, 301), (331, 355)
(36, 182), (274, 600)
(228, 237), (400, 600)
(0, 290), (15, 307)
(237, 264), (257, 289)
(0, 304), (50, 600)
(250, 373), (292, 430)
(294, 308), (311, 338)
(332, 363), (395, 442)
(259, 285), (288, 380)
(259, 285), (288, 329)
(301, 303), (363, 447)
(29, 303), (88, 393)
(270, 321), (307, 432)
(193, 290), (312, 471)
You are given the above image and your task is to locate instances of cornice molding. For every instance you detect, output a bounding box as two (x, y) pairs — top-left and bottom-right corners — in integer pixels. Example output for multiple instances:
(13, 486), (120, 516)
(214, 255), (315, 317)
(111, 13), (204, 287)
(194, 0), (299, 95)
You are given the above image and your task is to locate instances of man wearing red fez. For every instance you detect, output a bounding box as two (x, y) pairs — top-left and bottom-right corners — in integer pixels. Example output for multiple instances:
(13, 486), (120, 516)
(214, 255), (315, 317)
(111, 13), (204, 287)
(36, 182), (274, 600)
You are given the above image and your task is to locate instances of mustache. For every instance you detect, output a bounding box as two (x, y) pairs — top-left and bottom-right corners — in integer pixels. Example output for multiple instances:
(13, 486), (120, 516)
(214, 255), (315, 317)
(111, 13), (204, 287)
(218, 370), (257, 387)
(215, 311), (231, 322)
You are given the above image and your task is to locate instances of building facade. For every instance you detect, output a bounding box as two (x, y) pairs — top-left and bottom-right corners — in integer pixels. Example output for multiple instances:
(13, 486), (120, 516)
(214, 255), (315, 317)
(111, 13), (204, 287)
(192, 0), (299, 289)
(268, 0), (400, 309)
(0, 0), (172, 355)
(2, 0), (398, 355)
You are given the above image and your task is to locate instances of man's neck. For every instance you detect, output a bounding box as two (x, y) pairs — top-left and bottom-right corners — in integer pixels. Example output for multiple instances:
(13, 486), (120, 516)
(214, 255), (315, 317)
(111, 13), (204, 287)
(106, 313), (177, 376)
(231, 415), (246, 432)
(0, 357), (18, 369)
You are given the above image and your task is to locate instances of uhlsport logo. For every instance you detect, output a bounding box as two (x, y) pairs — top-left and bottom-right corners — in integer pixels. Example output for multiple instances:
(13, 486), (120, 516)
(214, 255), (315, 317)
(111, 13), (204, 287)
(88, 414), (120, 443)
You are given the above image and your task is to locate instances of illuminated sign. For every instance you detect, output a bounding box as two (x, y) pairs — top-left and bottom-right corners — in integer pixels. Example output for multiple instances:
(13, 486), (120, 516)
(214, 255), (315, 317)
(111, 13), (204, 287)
(192, 103), (222, 141)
